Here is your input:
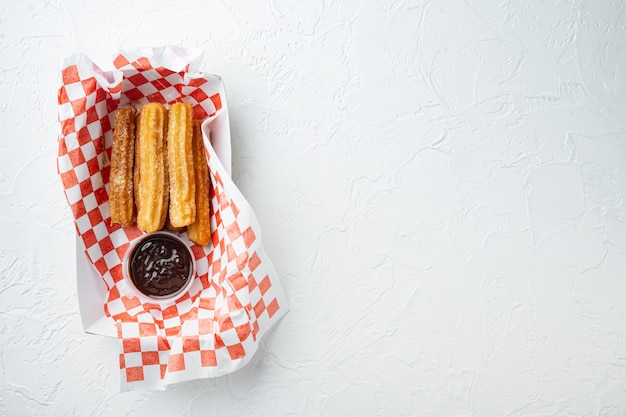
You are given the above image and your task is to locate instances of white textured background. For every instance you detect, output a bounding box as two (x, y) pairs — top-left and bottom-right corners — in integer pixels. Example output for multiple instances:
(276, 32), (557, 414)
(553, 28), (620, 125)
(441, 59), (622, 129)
(1, 0), (626, 415)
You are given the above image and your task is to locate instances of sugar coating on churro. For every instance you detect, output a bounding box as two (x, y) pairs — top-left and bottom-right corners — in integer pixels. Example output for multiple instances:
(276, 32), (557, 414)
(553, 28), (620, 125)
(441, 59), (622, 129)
(108, 101), (213, 246)
(187, 119), (211, 246)
(167, 102), (196, 228)
(109, 107), (137, 227)
(135, 103), (169, 233)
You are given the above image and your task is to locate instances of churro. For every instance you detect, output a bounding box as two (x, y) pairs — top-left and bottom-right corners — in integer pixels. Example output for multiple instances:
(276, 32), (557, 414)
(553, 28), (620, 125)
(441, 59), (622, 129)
(109, 107), (136, 227)
(107, 101), (212, 244)
(134, 103), (169, 233)
(187, 119), (211, 246)
(167, 102), (196, 228)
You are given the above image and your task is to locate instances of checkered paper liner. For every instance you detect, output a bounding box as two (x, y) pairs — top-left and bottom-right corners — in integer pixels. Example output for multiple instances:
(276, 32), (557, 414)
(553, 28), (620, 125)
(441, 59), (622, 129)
(56, 47), (288, 391)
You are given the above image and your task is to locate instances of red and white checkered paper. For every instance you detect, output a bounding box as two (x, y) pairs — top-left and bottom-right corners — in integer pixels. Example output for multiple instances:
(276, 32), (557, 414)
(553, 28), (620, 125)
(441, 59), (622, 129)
(56, 47), (288, 391)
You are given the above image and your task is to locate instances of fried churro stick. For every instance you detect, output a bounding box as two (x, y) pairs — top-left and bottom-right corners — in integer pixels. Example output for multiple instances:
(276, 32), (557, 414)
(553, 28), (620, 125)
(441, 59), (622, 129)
(167, 102), (196, 228)
(165, 209), (185, 233)
(135, 103), (169, 233)
(109, 107), (137, 227)
(187, 119), (211, 246)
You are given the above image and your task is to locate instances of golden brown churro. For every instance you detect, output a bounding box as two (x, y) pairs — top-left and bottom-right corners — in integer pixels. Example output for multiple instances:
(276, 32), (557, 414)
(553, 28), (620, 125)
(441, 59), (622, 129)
(167, 102), (196, 228)
(187, 119), (211, 246)
(108, 101), (213, 246)
(134, 103), (169, 233)
(109, 107), (137, 227)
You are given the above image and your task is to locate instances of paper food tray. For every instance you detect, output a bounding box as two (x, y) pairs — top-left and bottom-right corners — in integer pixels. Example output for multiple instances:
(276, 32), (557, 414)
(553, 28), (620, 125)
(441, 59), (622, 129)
(76, 105), (232, 338)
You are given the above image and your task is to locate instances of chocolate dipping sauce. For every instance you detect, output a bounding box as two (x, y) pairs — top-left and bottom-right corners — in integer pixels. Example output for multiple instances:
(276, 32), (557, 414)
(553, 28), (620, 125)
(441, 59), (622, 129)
(128, 234), (194, 298)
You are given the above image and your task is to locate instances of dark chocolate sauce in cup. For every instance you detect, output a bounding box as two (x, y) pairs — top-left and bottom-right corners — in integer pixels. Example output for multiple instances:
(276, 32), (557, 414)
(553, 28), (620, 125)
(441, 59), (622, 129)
(128, 234), (194, 298)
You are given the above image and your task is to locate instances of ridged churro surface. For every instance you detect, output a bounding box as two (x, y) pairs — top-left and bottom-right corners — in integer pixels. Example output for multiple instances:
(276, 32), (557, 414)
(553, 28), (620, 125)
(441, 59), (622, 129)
(167, 102), (196, 228)
(109, 107), (136, 227)
(135, 103), (169, 233)
(187, 120), (211, 246)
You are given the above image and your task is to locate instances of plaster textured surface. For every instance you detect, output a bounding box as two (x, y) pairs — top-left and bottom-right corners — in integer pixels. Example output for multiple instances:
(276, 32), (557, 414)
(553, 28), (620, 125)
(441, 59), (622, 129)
(1, 0), (626, 415)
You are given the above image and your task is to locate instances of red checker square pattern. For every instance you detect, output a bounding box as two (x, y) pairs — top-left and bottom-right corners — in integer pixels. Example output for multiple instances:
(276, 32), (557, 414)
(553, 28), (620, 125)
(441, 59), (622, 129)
(200, 350), (217, 367)
(60, 169), (79, 190)
(86, 106), (100, 124)
(142, 351), (160, 366)
(127, 72), (150, 86)
(109, 264), (124, 283)
(267, 299), (280, 318)
(168, 354), (186, 372)
(210, 93), (222, 111)
(227, 343), (245, 360)
(58, 86), (71, 106)
(122, 338), (142, 353)
(124, 87), (144, 101)
(183, 336), (201, 352)
(155, 66), (176, 77)
(153, 76), (173, 89)
(62, 65), (80, 85)
(81, 78), (97, 95)
(125, 366), (144, 383)
(146, 92), (168, 104)
(57, 48), (288, 391)
(259, 276), (272, 295)
(86, 157), (101, 177)
(135, 57), (153, 70)
(189, 88), (209, 103)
